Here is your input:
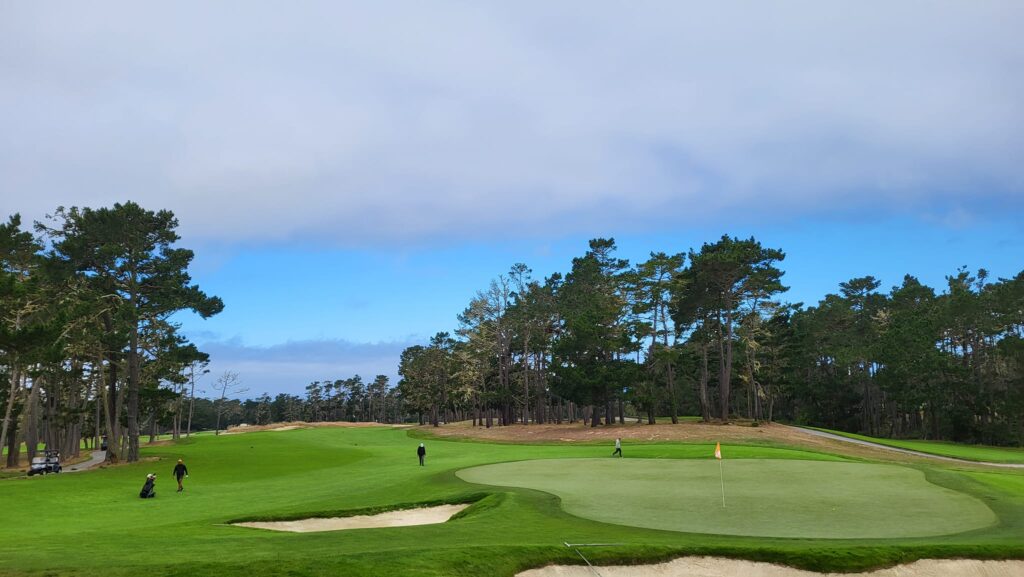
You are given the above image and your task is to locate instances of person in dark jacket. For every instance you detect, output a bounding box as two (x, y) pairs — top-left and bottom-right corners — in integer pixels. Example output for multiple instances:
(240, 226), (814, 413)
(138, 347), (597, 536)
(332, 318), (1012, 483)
(173, 459), (189, 492)
(417, 443), (426, 466)
(140, 474), (156, 498)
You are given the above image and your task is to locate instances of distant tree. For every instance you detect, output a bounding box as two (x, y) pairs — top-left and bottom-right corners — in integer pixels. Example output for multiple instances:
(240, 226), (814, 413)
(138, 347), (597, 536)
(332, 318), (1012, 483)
(304, 381), (324, 422)
(673, 236), (786, 422)
(254, 393), (273, 425)
(368, 375), (389, 422)
(184, 354), (210, 438)
(0, 215), (47, 458)
(627, 251), (686, 423)
(212, 371), (246, 435)
(552, 238), (630, 427)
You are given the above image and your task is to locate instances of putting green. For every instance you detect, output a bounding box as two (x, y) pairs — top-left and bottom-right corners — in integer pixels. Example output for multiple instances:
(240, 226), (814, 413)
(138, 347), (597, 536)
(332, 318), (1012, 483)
(456, 458), (997, 539)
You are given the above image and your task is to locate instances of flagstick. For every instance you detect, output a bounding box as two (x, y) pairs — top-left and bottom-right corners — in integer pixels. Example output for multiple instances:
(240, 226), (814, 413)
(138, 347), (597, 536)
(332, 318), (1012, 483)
(718, 457), (726, 508)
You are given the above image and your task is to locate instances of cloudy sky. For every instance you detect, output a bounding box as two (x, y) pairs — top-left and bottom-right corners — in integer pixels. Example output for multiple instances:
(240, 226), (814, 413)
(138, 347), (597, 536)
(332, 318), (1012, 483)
(2, 2), (1022, 396)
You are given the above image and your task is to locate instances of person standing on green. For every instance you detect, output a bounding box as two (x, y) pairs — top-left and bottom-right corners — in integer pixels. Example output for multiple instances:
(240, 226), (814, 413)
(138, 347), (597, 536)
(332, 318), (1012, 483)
(173, 459), (189, 493)
(417, 443), (426, 466)
(612, 438), (622, 457)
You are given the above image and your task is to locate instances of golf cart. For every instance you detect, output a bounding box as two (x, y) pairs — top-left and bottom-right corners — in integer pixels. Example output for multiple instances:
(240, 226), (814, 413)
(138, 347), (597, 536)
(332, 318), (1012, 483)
(27, 450), (62, 476)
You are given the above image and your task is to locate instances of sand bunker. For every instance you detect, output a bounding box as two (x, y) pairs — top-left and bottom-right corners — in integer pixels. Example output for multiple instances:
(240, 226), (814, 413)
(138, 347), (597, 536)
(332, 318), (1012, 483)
(232, 504), (469, 533)
(518, 557), (1023, 577)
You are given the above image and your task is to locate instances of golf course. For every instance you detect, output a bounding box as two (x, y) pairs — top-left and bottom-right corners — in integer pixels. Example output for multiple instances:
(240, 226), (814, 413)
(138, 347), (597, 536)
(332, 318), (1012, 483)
(1, 422), (1022, 577)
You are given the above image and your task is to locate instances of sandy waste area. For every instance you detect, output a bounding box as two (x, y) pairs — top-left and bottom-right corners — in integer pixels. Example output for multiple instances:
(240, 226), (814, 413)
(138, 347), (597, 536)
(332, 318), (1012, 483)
(232, 504), (469, 532)
(223, 421), (409, 435)
(518, 557), (1023, 577)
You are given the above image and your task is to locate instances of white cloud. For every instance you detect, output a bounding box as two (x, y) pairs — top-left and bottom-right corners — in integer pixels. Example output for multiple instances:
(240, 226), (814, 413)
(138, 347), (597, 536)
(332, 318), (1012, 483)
(1, 1), (1022, 247)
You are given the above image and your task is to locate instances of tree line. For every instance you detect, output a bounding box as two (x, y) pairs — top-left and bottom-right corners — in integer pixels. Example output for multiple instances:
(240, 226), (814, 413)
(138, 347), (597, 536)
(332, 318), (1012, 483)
(5, 202), (1020, 460)
(1, 202), (404, 467)
(151, 374), (399, 434)
(397, 236), (1024, 446)
(1, 203), (221, 465)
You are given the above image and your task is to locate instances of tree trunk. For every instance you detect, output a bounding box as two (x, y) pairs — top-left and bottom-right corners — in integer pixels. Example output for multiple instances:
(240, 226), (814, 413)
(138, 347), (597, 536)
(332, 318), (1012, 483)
(5, 424), (18, 468)
(186, 367), (197, 438)
(25, 380), (41, 462)
(173, 379), (184, 440)
(103, 314), (124, 463)
(535, 353), (546, 425)
(103, 357), (119, 463)
(126, 321), (141, 462)
(698, 343), (712, 422)
(746, 350), (760, 422)
(93, 369), (102, 452)
(148, 411), (158, 443)
(522, 340), (530, 424)
(0, 364), (20, 462)
(720, 307), (734, 422)
(215, 390), (227, 435)
(667, 362), (679, 424)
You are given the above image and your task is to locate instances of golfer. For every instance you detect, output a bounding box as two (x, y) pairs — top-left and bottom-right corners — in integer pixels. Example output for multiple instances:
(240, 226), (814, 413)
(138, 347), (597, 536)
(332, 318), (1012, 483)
(417, 443), (426, 466)
(140, 473), (156, 499)
(612, 438), (622, 457)
(173, 459), (189, 493)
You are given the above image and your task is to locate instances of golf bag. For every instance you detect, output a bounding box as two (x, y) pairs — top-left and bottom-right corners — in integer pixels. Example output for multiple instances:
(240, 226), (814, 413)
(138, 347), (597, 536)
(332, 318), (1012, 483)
(140, 478), (156, 499)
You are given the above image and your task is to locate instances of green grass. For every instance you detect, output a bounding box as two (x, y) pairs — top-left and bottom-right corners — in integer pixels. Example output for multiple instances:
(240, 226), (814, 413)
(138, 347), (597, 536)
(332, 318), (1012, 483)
(807, 427), (1024, 464)
(2, 441), (103, 457)
(0, 426), (1021, 577)
(457, 458), (996, 538)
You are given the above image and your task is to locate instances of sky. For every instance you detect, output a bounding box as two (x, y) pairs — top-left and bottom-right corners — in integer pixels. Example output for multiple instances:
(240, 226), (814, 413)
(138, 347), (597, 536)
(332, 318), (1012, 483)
(2, 2), (1022, 397)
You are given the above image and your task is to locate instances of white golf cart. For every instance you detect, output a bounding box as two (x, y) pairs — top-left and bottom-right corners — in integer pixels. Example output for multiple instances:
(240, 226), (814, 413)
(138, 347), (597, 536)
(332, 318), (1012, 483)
(27, 450), (62, 476)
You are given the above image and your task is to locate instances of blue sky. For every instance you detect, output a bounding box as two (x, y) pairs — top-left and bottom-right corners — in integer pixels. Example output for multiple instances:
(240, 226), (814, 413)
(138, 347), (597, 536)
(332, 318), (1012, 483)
(183, 216), (1024, 348)
(2, 2), (1022, 396)
(172, 214), (1023, 396)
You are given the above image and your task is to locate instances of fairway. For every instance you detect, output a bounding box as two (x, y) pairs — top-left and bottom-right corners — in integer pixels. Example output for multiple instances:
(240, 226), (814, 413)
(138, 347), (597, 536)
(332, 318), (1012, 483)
(1, 426), (1022, 576)
(456, 458), (997, 538)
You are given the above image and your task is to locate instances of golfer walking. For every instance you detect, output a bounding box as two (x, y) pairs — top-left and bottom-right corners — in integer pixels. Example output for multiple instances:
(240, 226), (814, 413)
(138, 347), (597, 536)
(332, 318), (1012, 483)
(417, 443), (426, 466)
(612, 438), (622, 457)
(173, 459), (189, 493)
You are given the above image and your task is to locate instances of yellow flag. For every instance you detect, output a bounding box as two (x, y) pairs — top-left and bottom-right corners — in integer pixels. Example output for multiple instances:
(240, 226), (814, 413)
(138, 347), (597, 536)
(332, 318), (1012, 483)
(714, 442), (722, 460)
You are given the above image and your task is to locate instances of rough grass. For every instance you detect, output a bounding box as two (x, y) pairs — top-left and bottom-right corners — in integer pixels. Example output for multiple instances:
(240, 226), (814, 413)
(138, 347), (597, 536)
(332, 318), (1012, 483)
(807, 427), (1024, 463)
(0, 426), (1021, 577)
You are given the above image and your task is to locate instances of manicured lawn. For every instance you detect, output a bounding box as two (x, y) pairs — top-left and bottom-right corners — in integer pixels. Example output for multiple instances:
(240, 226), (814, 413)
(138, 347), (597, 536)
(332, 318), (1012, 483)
(457, 458), (996, 538)
(807, 427), (1024, 464)
(0, 426), (1021, 577)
